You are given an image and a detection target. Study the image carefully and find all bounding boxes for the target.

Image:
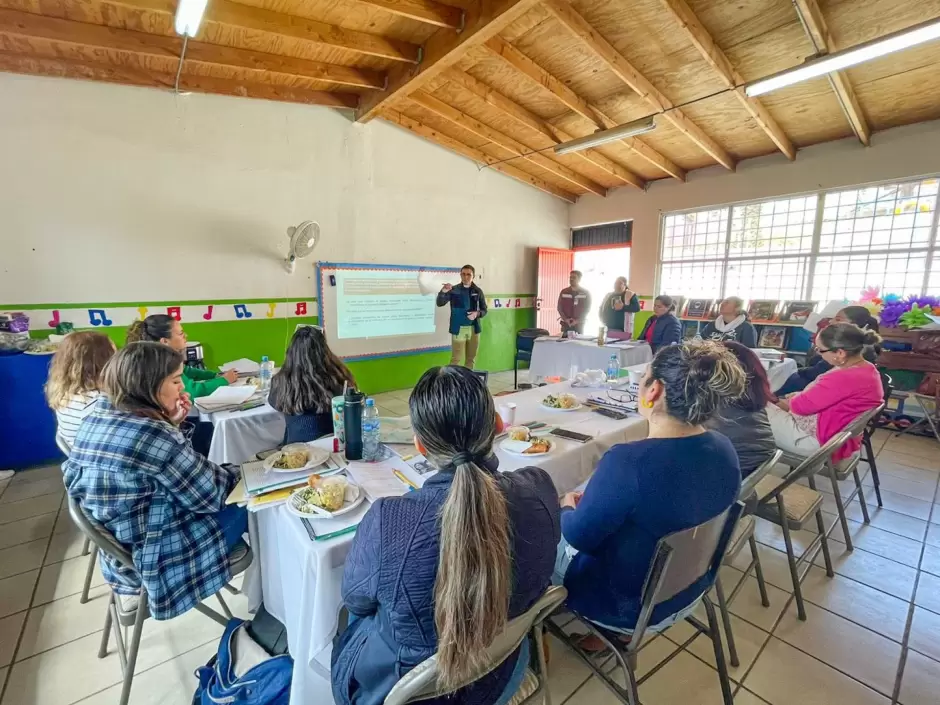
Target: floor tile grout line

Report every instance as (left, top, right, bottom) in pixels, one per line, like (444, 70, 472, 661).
(891, 469, 940, 704)
(0, 512, 60, 552)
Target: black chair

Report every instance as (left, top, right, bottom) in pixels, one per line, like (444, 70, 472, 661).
(514, 328, 549, 389)
(471, 370, 490, 387)
(548, 502, 744, 705)
(861, 372, 893, 507)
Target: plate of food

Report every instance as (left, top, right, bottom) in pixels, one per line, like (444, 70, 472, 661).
(287, 475, 364, 519)
(500, 427, 554, 456)
(263, 444, 332, 473)
(541, 393, 582, 411)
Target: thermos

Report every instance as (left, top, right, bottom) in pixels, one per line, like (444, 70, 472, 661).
(331, 395, 346, 450)
(343, 387, 366, 460)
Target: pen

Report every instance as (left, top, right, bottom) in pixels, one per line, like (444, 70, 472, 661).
(393, 469, 419, 491)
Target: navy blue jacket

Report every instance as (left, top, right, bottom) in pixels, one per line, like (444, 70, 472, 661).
(280, 412, 333, 445)
(637, 313, 683, 353)
(332, 458, 560, 705)
(436, 284, 487, 335)
(561, 433, 740, 629)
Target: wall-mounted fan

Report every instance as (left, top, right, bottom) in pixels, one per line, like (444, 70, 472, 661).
(285, 221, 320, 274)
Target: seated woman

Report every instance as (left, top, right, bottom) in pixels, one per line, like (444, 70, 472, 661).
(45, 331, 116, 447)
(126, 315, 238, 398)
(701, 297, 758, 348)
(775, 306, 880, 396)
(600, 276, 641, 333)
(705, 341, 776, 477)
(636, 295, 683, 353)
(64, 342, 246, 620)
(332, 366, 560, 705)
(556, 341, 743, 641)
(768, 323, 883, 461)
(268, 326, 355, 444)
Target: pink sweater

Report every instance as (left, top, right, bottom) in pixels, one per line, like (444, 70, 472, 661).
(789, 362, 883, 461)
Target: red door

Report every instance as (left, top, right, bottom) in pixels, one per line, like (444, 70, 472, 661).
(537, 247, 574, 335)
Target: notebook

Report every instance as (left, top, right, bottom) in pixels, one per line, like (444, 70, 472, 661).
(301, 500, 371, 541)
(241, 456, 345, 497)
(346, 457, 428, 503)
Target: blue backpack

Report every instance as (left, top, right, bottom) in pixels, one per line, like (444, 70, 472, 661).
(193, 619, 293, 705)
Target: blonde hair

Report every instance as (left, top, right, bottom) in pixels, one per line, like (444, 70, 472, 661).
(409, 366, 509, 692)
(45, 332, 116, 410)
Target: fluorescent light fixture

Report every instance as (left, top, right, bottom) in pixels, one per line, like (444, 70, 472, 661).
(553, 116, 656, 156)
(746, 18, 940, 97)
(175, 0, 209, 37)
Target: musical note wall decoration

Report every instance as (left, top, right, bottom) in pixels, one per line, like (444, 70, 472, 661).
(88, 309, 113, 327)
(137, 306, 148, 320)
(266, 303, 277, 318)
(167, 306, 182, 321)
(202, 305, 214, 321)
(493, 299, 502, 308)
(294, 302, 307, 316)
(515, 299, 521, 308)
(48, 310, 60, 328)
(233, 304, 252, 319)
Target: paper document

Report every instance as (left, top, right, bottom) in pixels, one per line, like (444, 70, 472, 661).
(347, 456, 429, 502)
(242, 456, 345, 496)
(195, 385, 258, 406)
(220, 358, 261, 375)
(303, 501, 371, 540)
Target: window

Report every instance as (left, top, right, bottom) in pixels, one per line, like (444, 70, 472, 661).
(658, 177, 940, 302)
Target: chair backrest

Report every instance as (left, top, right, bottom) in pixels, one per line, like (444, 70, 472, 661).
(55, 433, 71, 458)
(471, 370, 490, 386)
(383, 585, 568, 705)
(515, 328, 550, 354)
(841, 403, 886, 440)
(880, 372, 894, 404)
(67, 494, 137, 573)
(761, 429, 854, 503)
(740, 449, 783, 501)
(630, 501, 743, 647)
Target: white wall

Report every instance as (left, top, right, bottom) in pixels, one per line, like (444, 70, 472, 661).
(0, 73, 569, 304)
(571, 119, 940, 295)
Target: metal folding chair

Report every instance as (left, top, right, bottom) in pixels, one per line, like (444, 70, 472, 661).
(66, 495, 252, 705)
(55, 433, 98, 604)
(384, 585, 567, 705)
(754, 437, 841, 621)
(547, 502, 744, 705)
(859, 374, 894, 508)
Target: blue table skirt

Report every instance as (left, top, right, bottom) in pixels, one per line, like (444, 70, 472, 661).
(0, 352, 62, 470)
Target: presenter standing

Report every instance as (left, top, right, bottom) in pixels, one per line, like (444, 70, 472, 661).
(437, 264, 487, 369)
(557, 270, 592, 334)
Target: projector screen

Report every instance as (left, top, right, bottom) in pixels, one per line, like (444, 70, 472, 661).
(316, 262, 461, 360)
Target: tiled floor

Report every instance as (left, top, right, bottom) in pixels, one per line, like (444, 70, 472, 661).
(1, 371, 938, 704)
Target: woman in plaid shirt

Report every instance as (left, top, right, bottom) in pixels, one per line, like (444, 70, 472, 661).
(64, 342, 246, 620)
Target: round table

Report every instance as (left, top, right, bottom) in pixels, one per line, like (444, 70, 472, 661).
(529, 338, 653, 380)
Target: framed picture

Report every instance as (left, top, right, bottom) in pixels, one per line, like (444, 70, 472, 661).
(780, 300, 818, 323)
(683, 298, 715, 319)
(747, 299, 780, 323)
(758, 325, 787, 349)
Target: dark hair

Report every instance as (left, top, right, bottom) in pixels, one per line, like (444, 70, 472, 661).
(645, 340, 747, 424)
(839, 306, 880, 332)
(571, 270, 583, 279)
(102, 342, 184, 421)
(126, 314, 175, 343)
(460, 264, 475, 275)
(268, 327, 355, 416)
(654, 295, 676, 313)
(722, 341, 774, 411)
(45, 332, 116, 409)
(818, 322, 882, 359)
(409, 366, 509, 692)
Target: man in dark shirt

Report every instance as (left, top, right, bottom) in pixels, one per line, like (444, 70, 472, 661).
(557, 270, 592, 334)
(436, 264, 487, 369)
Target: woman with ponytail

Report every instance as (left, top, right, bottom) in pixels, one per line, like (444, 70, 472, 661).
(332, 366, 560, 705)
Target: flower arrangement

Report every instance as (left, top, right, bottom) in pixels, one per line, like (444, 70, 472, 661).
(846, 286, 940, 328)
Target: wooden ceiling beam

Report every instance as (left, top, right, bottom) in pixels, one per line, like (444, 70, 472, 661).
(352, 0, 464, 30)
(658, 0, 795, 161)
(443, 69, 645, 189)
(793, 0, 871, 146)
(382, 108, 579, 202)
(0, 49, 359, 107)
(544, 0, 735, 171)
(355, 0, 543, 122)
(0, 8, 385, 90)
(106, 0, 419, 63)
(410, 89, 608, 196)
(481, 37, 686, 181)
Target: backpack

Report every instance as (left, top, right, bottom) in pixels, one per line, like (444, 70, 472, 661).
(193, 618, 293, 705)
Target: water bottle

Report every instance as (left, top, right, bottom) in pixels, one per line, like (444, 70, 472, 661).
(343, 387, 365, 461)
(259, 356, 274, 391)
(362, 399, 381, 461)
(606, 354, 621, 387)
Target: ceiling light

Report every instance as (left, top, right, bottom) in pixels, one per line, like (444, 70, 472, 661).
(175, 0, 209, 37)
(553, 116, 656, 156)
(746, 18, 940, 97)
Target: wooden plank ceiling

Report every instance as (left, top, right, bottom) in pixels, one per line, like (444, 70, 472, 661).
(3, 0, 940, 202)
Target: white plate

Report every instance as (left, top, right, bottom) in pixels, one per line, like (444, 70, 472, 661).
(499, 438, 554, 457)
(263, 445, 332, 473)
(540, 402, 583, 412)
(287, 482, 364, 519)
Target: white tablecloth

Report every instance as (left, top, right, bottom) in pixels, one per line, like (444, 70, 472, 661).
(529, 338, 653, 380)
(766, 358, 798, 393)
(251, 382, 649, 705)
(205, 404, 286, 465)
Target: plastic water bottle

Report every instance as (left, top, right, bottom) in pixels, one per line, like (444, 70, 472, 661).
(606, 354, 621, 387)
(362, 399, 381, 461)
(259, 356, 274, 391)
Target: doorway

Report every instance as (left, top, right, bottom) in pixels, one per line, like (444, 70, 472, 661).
(573, 247, 632, 334)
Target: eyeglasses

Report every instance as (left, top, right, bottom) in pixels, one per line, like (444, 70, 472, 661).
(817, 347, 842, 354)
